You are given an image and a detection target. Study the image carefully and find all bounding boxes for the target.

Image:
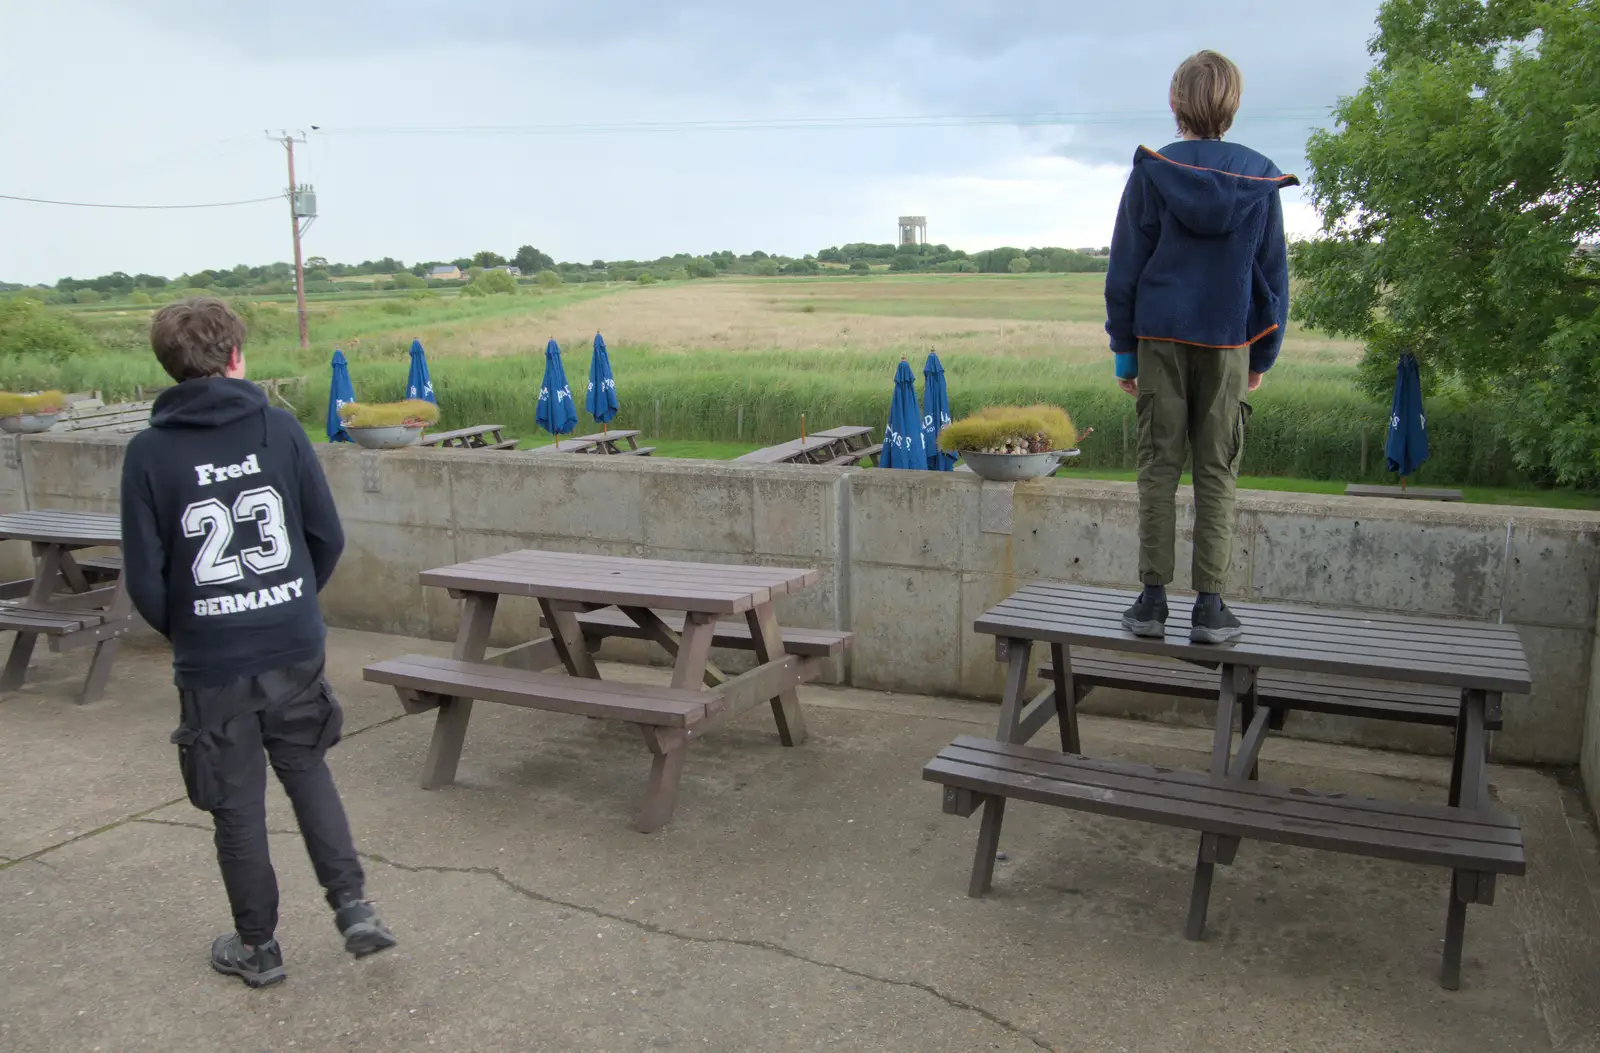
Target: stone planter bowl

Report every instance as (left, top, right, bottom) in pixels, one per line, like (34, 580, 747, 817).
(0, 411, 63, 434)
(344, 424, 424, 450)
(957, 448, 1080, 482)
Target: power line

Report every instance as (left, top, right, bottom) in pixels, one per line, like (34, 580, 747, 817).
(322, 107, 1331, 137)
(0, 192, 283, 210)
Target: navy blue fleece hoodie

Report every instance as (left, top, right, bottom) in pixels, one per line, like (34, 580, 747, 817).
(119, 378, 344, 687)
(1104, 141, 1298, 376)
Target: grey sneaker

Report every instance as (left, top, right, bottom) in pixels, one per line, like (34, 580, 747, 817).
(1190, 599, 1244, 644)
(1120, 589, 1169, 638)
(335, 900, 397, 958)
(211, 933, 285, 988)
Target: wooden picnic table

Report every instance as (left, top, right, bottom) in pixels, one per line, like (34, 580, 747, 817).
(923, 583, 1531, 989)
(734, 426, 881, 467)
(418, 424, 517, 451)
(364, 549, 851, 831)
(0, 510, 133, 703)
(528, 430, 653, 456)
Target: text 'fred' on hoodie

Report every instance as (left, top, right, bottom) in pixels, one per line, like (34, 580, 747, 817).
(1104, 140, 1300, 374)
(119, 377, 345, 687)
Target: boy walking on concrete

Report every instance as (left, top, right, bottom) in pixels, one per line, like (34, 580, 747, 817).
(1104, 50, 1298, 643)
(120, 297, 395, 987)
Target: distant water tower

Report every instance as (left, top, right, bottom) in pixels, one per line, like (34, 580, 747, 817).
(898, 216, 927, 247)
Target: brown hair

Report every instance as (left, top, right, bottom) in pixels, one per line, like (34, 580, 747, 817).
(149, 297, 246, 382)
(1169, 50, 1242, 140)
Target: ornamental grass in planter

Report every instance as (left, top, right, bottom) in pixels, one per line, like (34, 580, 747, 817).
(339, 399, 441, 449)
(0, 390, 68, 434)
(937, 404, 1077, 455)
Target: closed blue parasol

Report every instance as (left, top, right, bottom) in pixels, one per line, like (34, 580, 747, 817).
(1385, 352, 1429, 479)
(586, 332, 620, 425)
(326, 348, 355, 443)
(536, 338, 579, 445)
(922, 350, 956, 471)
(406, 338, 436, 404)
(881, 358, 928, 470)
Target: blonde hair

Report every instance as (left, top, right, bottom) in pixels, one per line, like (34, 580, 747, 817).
(1169, 50, 1242, 140)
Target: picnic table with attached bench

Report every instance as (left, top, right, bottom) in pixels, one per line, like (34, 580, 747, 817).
(528, 430, 653, 456)
(418, 424, 518, 451)
(363, 550, 850, 831)
(0, 510, 133, 703)
(922, 583, 1531, 989)
(734, 426, 881, 467)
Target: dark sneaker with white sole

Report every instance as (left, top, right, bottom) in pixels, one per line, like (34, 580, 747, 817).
(1190, 599, 1244, 644)
(336, 900, 397, 958)
(211, 933, 285, 988)
(1120, 589, 1169, 638)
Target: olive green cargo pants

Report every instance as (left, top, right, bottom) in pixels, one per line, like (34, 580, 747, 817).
(1135, 339, 1251, 594)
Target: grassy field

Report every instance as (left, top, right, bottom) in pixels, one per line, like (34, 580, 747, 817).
(5, 273, 1589, 500)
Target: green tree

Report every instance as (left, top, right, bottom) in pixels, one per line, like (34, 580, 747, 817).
(515, 245, 555, 273)
(753, 259, 780, 276)
(1295, 0, 1600, 484)
(73, 289, 101, 304)
(472, 250, 506, 268)
(391, 271, 425, 289)
(849, 260, 870, 273)
(469, 269, 518, 295)
(536, 269, 563, 289)
(685, 256, 718, 279)
(636, 273, 658, 285)
(1008, 256, 1031, 273)
(304, 267, 331, 283)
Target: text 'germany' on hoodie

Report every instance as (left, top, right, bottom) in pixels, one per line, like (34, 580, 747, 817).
(120, 377, 345, 687)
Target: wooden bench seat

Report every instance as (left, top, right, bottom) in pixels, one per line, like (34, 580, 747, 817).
(365, 653, 711, 726)
(1041, 652, 1483, 729)
(616, 446, 655, 456)
(0, 606, 106, 635)
(552, 607, 853, 657)
(924, 734, 1523, 984)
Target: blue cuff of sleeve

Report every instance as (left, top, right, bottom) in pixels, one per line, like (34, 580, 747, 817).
(1114, 352, 1138, 379)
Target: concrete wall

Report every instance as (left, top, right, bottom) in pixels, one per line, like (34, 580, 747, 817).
(7, 433, 1600, 791)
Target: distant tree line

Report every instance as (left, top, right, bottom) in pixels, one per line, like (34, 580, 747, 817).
(3, 240, 1108, 305)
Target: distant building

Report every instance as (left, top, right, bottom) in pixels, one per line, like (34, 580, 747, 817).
(429, 265, 463, 280)
(898, 216, 927, 247)
(491, 265, 522, 276)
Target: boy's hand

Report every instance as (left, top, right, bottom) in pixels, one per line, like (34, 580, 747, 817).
(1117, 377, 1138, 397)
(1247, 371, 1263, 392)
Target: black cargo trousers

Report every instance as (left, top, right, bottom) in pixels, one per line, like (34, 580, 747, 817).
(173, 656, 364, 946)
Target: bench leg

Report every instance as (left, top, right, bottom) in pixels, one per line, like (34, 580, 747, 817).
(746, 603, 807, 747)
(968, 796, 1007, 897)
(1186, 841, 1218, 940)
(78, 637, 120, 703)
(636, 726, 688, 833)
(1448, 697, 1469, 807)
(1441, 872, 1472, 990)
(2, 544, 66, 693)
(1050, 642, 1081, 754)
(422, 592, 498, 789)
(0, 632, 39, 692)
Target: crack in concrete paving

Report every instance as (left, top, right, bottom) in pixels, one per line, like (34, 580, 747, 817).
(0, 710, 409, 874)
(130, 817, 1055, 1052)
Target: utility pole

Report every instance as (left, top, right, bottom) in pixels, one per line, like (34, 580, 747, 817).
(268, 130, 314, 349)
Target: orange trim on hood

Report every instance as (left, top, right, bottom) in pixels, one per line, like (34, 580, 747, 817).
(1135, 324, 1280, 350)
(1139, 146, 1299, 185)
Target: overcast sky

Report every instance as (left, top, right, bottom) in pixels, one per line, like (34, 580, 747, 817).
(1, 0, 1384, 285)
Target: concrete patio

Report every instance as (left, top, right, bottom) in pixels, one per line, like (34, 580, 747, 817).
(2, 627, 1598, 1053)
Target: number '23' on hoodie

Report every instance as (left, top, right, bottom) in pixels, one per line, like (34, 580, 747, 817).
(119, 377, 345, 687)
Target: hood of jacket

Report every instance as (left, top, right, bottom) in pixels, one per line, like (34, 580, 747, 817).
(150, 377, 269, 430)
(1133, 145, 1299, 237)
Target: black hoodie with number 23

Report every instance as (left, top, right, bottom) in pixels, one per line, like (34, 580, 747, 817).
(119, 377, 345, 687)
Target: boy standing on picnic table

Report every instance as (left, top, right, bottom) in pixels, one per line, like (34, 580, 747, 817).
(1104, 50, 1298, 643)
(120, 297, 395, 987)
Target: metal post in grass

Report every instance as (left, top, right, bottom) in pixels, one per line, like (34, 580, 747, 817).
(654, 399, 661, 438)
(1122, 413, 1129, 468)
(737, 405, 743, 442)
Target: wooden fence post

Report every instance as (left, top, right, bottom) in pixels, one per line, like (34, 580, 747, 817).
(737, 405, 743, 442)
